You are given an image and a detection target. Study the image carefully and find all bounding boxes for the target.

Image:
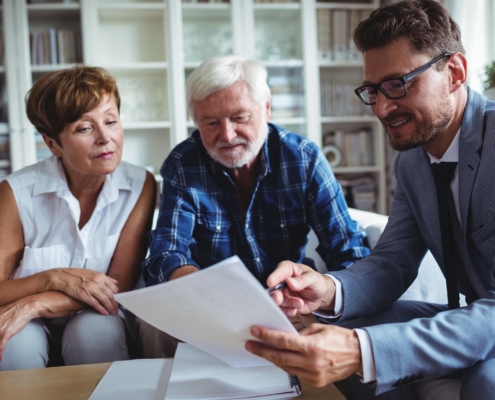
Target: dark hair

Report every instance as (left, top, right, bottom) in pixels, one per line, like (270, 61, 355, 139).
(354, 0, 464, 66)
(25, 66, 120, 143)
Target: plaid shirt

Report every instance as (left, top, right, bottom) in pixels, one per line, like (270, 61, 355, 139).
(143, 124, 370, 286)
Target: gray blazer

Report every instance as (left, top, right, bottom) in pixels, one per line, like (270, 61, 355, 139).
(331, 89, 495, 394)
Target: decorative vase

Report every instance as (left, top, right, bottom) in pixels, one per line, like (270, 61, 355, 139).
(483, 87, 495, 101)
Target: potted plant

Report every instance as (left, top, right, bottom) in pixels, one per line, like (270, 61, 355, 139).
(483, 61, 495, 100)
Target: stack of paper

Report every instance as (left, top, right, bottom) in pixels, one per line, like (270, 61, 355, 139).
(165, 343, 301, 400)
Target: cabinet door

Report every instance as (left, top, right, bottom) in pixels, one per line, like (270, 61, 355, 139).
(26, 1, 84, 164)
(182, 0, 234, 134)
(86, 0, 170, 175)
(252, 1, 306, 136)
(315, 0, 386, 213)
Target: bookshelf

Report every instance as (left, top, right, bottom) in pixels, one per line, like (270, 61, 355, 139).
(4, 0, 388, 213)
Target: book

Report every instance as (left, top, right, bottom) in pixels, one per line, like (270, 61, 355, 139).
(165, 343, 301, 400)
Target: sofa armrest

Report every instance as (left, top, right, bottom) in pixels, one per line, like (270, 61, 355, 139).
(307, 208, 448, 304)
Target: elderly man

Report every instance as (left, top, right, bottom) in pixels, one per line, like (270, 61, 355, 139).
(139, 55, 370, 357)
(245, 1, 495, 400)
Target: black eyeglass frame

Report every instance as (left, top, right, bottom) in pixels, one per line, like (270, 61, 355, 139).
(354, 53, 453, 105)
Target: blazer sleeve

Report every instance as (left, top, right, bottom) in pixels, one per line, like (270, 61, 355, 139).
(330, 154, 429, 318)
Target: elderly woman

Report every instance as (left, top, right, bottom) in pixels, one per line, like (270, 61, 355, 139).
(0, 66, 156, 370)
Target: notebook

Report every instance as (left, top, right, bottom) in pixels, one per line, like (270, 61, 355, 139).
(164, 343, 301, 400)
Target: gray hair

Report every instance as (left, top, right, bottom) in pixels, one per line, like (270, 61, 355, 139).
(186, 55, 271, 122)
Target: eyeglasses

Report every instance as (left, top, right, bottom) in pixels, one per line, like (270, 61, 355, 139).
(354, 53, 452, 105)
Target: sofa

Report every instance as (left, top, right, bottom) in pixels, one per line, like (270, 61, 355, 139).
(307, 207, 449, 304)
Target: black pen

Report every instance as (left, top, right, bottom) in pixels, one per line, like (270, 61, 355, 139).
(266, 282, 288, 294)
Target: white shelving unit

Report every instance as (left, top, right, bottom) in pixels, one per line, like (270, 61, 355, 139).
(4, 0, 388, 213)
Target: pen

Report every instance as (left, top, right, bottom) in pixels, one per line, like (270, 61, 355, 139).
(266, 282, 288, 294)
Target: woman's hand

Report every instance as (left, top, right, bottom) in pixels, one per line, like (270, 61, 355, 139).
(48, 268, 120, 316)
(0, 299, 39, 360)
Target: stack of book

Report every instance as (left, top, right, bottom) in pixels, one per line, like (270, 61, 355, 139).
(338, 176, 377, 212)
(269, 74, 305, 119)
(30, 28, 82, 65)
(317, 9, 370, 62)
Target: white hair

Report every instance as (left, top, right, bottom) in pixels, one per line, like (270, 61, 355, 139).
(186, 55, 271, 122)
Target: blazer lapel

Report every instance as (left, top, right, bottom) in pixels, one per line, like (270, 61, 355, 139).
(414, 148, 443, 256)
(458, 89, 486, 232)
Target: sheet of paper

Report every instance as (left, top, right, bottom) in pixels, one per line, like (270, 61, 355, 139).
(89, 359, 173, 400)
(115, 256, 298, 367)
(165, 343, 300, 400)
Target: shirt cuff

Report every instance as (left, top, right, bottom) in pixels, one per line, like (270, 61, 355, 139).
(354, 328, 376, 383)
(312, 274, 342, 319)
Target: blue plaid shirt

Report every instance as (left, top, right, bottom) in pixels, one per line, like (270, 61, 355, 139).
(143, 124, 370, 286)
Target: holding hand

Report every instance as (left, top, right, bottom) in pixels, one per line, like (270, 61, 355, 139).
(245, 324, 362, 387)
(48, 268, 120, 316)
(268, 261, 336, 317)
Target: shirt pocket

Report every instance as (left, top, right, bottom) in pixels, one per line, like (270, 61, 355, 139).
(193, 213, 233, 264)
(84, 234, 120, 274)
(12, 245, 66, 279)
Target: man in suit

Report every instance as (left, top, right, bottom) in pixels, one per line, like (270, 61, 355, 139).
(245, 1, 495, 399)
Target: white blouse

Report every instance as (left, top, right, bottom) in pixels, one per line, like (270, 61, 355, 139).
(6, 156, 146, 279)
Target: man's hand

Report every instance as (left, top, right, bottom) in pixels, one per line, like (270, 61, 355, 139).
(245, 324, 362, 387)
(48, 268, 120, 316)
(0, 298, 39, 360)
(289, 314, 317, 332)
(268, 261, 336, 317)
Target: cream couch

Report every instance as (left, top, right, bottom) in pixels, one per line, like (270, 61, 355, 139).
(307, 208, 449, 304)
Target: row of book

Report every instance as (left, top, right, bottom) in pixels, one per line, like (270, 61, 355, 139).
(30, 29, 82, 66)
(338, 176, 377, 212)
(323, 128, 374, 167)
(317, 9, 369, 62)
(321, 80, 372, 116)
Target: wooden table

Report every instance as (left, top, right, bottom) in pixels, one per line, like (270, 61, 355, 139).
(0, 362, 346, 400)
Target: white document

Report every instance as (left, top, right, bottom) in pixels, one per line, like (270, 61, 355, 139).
(89, 359, 173, 400)
(164, 343, 301, 400)
(115, 256, 298, 367)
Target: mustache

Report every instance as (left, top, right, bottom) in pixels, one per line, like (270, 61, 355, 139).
(215, 138, 248, 147)
(380, 112, 412, 124)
